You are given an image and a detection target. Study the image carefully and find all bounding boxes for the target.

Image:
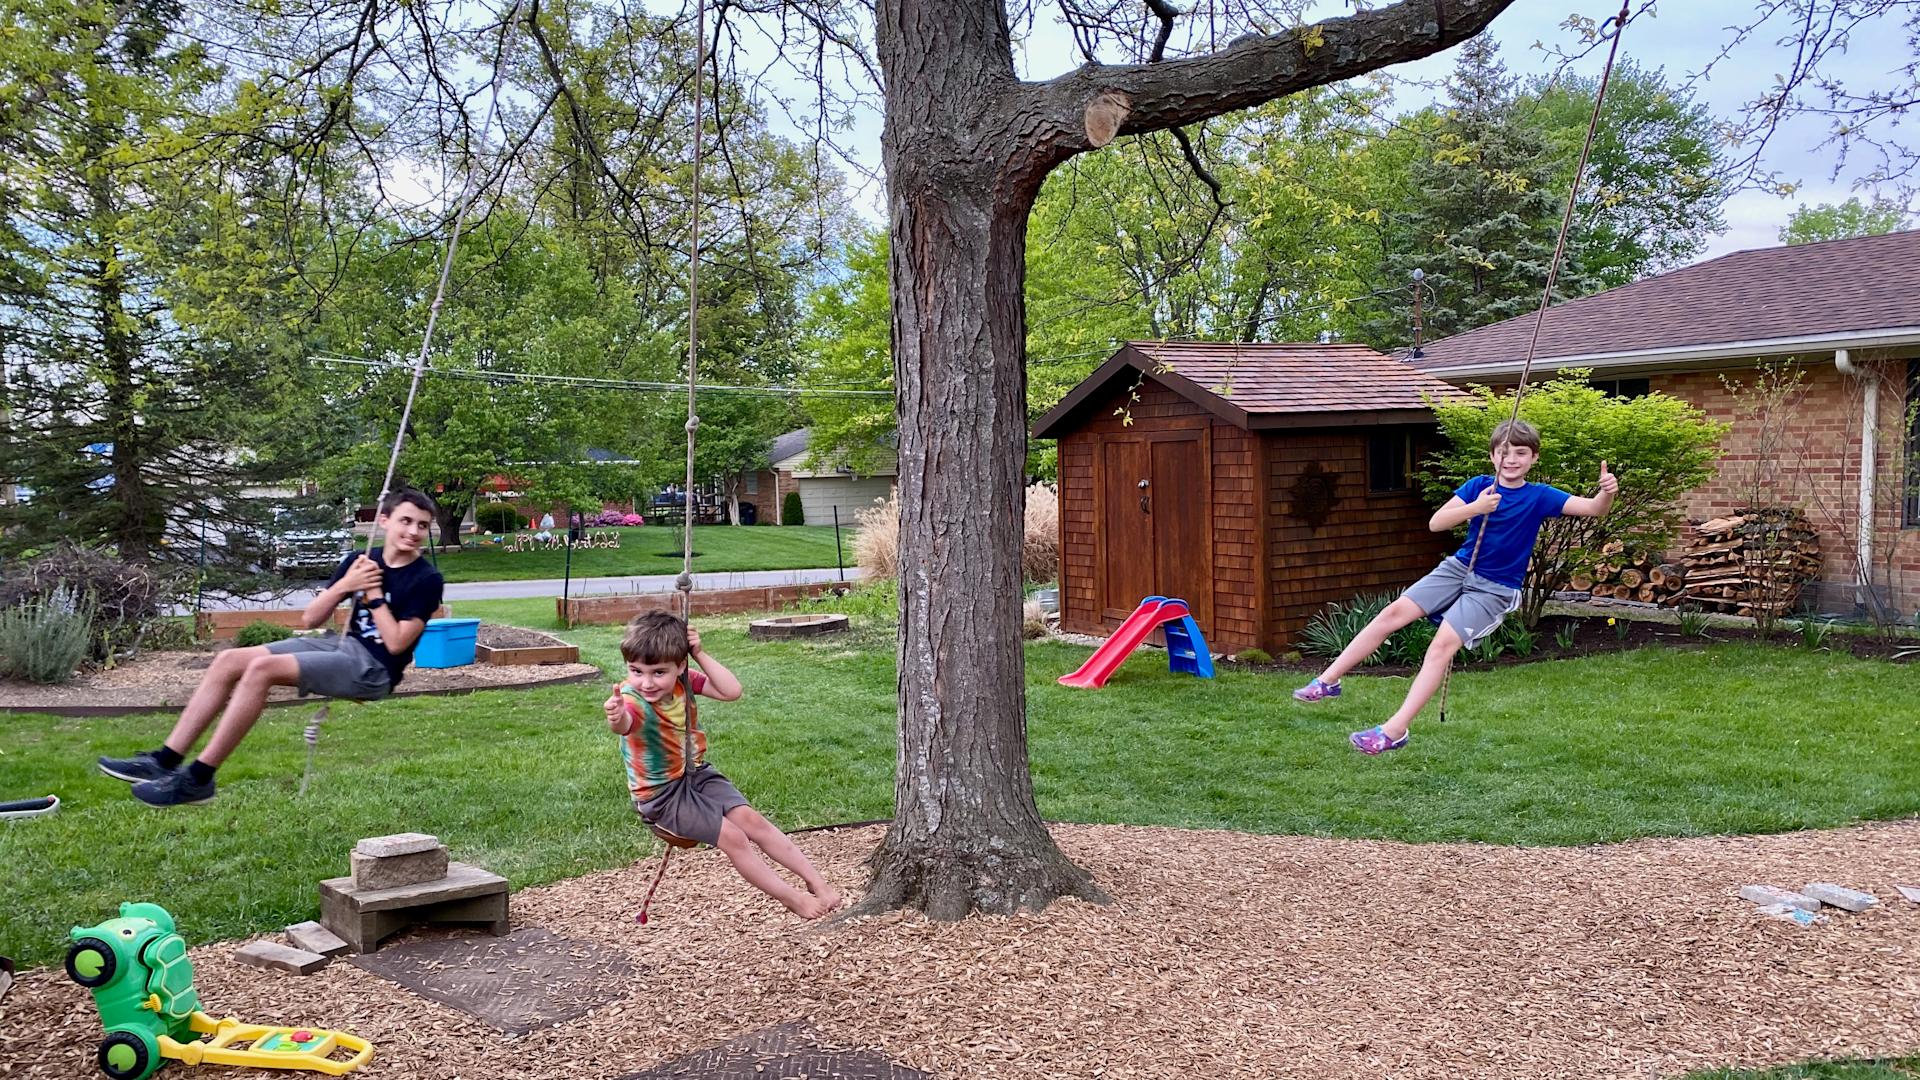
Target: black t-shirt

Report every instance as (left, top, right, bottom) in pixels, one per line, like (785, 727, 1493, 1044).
(326, 548, 446, 688)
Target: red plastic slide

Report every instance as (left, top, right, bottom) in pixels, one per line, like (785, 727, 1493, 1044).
(1057, 597, 1190, 689)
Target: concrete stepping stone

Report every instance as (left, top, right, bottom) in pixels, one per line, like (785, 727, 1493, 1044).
(1802, 883, 1877, 912)
(235, 941, 330, 975)
(285, 920, 351, 957)
(1738, 885, 1820, 912)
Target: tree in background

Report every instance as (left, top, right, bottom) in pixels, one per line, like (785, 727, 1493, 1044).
(799, 229, 897, 476)
(1778, 195, 1914, 244)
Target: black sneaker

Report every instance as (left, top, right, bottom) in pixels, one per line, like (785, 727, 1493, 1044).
(98, 751, 174, 784)
(131, 770, 215, 807)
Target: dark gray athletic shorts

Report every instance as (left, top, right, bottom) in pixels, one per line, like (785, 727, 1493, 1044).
(1402, 557, 1522, 649)
(264, 634, 392, 701)
(635, 765, 750, 848)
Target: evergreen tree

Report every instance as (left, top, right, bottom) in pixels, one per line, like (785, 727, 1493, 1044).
(1361, 37, 1561, 345)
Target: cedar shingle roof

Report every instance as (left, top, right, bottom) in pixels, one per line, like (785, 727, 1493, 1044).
(1414, 229, 1920, 374)
(1031, 341, 1468, 437)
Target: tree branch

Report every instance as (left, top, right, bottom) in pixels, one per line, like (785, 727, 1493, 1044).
(1029, 0, 1519, 159)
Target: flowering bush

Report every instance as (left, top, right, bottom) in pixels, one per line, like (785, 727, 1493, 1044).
(594, 510, 627, 527)
(621, 513, 645, 527)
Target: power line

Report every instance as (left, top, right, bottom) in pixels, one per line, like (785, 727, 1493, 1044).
(307, 353, 893, 398)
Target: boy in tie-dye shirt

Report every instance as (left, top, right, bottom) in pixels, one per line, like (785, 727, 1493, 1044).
(602, 611, 841, 920)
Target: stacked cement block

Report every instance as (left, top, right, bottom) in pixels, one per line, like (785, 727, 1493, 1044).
(318, 833, 508, 953)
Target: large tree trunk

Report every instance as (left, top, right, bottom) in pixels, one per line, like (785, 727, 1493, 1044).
(860, 2, 1105, 920)
(862, 0, 1520, 920)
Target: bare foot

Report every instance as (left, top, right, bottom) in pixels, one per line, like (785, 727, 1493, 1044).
(785, 893, 834, 920)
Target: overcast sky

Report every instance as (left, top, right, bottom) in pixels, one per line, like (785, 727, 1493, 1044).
(763, 1, 1914, 265)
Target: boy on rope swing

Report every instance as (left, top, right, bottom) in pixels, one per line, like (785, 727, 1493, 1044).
(603, 611, 842, 919)
(1293, 420, 1618, 753)
(99, 488, 446, 805)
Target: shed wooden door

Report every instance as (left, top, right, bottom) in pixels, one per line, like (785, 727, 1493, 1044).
(1097, 431, 1212, 634)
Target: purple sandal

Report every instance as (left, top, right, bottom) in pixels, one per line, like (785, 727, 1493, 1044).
(1349, 726, 1410, 755)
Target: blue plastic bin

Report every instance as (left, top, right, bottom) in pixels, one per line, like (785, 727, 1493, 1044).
(414, 618, 481, 668)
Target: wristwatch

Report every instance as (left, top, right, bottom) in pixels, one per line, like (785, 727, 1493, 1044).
(364, 596, 388, 611)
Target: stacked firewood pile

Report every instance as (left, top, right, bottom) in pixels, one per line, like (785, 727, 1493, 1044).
(1569, 542, 1687, 604)
(1676, 508, 1822, 617)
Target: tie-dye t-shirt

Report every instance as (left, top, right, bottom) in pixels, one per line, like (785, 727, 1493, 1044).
(617, 670, 708, 804)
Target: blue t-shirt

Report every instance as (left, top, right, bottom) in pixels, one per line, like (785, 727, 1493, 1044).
(326, 548, 446, 687)
(1450, 476, 1572, 588)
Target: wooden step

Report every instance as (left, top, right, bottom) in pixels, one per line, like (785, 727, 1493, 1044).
(319, 861, 509, 953)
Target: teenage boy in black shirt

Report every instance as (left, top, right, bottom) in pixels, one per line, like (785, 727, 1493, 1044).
(98, 488, 447, 806)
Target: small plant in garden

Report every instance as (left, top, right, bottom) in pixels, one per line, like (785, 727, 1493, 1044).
(1299, 592, 1393, 665)
(1794, 617, 1835, 650)
(233, 621, 296, 648)
(139, 617, 198, 651)
(1676, 608, 1712, 638)
(1382, 616, 1437, 666)
(1503, 623, 1537, 658)
(1553, 623, 1577, 651)
(0, 585, 95, 684)
(1234, 648, 1272, 664)
(1606, 616, 1629, 643)
(1469, 633, 1507, 663)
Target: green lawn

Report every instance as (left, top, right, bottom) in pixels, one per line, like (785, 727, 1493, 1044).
(3, 596, 1918, 968)
(427, 524, 850, 582)
(1685, 1062, 1920, 1079)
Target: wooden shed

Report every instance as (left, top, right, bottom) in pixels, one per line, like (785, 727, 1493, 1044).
(1032, 341, 1470, 655)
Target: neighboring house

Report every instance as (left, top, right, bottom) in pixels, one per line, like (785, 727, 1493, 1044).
(1412, 228, 1920, 618)
(1033, 341, 1469, 655)
(765, 427, 898, 527)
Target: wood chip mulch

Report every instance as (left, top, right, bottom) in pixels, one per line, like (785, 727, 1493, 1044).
(6, 820, 1918, 1079)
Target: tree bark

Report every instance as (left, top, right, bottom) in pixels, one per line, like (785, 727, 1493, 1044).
(865, 0, 1520, 921)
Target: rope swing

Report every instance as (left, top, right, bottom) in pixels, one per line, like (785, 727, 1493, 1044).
(1437, 0, 1633, 724)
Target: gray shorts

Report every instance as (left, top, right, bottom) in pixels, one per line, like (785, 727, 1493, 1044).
(265, 634, 392, 701)
(636, 765, 749, 848)
(1402, 557, 1522, 649)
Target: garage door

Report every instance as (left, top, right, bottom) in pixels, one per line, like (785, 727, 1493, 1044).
(799, 476, 896, 526)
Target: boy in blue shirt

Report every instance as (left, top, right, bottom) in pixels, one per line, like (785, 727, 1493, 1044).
(1293, 420, 1618, 753)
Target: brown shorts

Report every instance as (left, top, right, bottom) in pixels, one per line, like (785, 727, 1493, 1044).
(635, 765, 749, 847)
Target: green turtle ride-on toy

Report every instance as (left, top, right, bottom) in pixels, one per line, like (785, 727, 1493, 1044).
(65, 902, 373, 1079)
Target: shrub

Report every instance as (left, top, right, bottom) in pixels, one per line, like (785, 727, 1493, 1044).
(0, 543, 171, 663)
(139, 617, 198, 652)
(621, 513, 645, 527)
(0, 585, 95, 684)
(1676, 607, 1712, 638)
(1023, 483, 1060, 583)
(233, 621, 296, 648)
(1234, 648, 1272, 664)
(851, 484, 1057, 584)
(783, 490, 805, 526)
(1300, 592, 1451, 667)
(1429, 372, 1727, 627)
(595, 509, 628, 527)
(852, 491, 898, 579)
(475, 503, 520, 534)
(1022, 600, 1049, 639)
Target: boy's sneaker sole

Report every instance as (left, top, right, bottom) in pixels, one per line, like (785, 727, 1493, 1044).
(98, 753, 172, 784)
(131, 774, 216, 807)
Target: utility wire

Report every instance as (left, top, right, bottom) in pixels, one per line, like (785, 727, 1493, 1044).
(308, 353, 892, 397)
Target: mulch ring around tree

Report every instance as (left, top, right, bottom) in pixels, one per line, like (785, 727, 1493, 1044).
(6, 821, 1919, 1078)
(1215, 608, 1920, 679)
(0, 624, 600, 715)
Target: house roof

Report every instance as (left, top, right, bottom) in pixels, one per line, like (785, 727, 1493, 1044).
(1031, 341, 1469, 437)
(1413, 229, 1920, 377)
(769, 428, 811, 465)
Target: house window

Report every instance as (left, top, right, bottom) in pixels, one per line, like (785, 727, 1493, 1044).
(1905, 360, 1919, 528)
(745, 472, 760, 495)
(1589, 376, 1651, 399)
(1368, 431, 1411, 493)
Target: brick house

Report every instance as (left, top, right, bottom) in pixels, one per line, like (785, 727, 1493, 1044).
(1033, 341, 1469, 655)
(1412, 228, 1920, 617)
(765, 427, 898, 527)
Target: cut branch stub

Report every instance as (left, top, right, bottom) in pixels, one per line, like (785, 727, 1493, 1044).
(1083, 90, 1133, 148)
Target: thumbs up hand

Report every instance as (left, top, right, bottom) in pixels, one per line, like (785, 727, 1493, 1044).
(1597, 460, 1619, 496)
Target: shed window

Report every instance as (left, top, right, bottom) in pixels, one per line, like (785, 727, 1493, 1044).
(1589, 376, 1651, 399)
(1905, 360, 1919, 528)
(1368, 431, 1411, 493)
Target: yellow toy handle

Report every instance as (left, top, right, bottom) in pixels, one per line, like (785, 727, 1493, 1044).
(160, 1015, 375, 1076)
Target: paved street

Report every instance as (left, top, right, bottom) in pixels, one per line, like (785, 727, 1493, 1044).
(198, 566, 865, 610)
